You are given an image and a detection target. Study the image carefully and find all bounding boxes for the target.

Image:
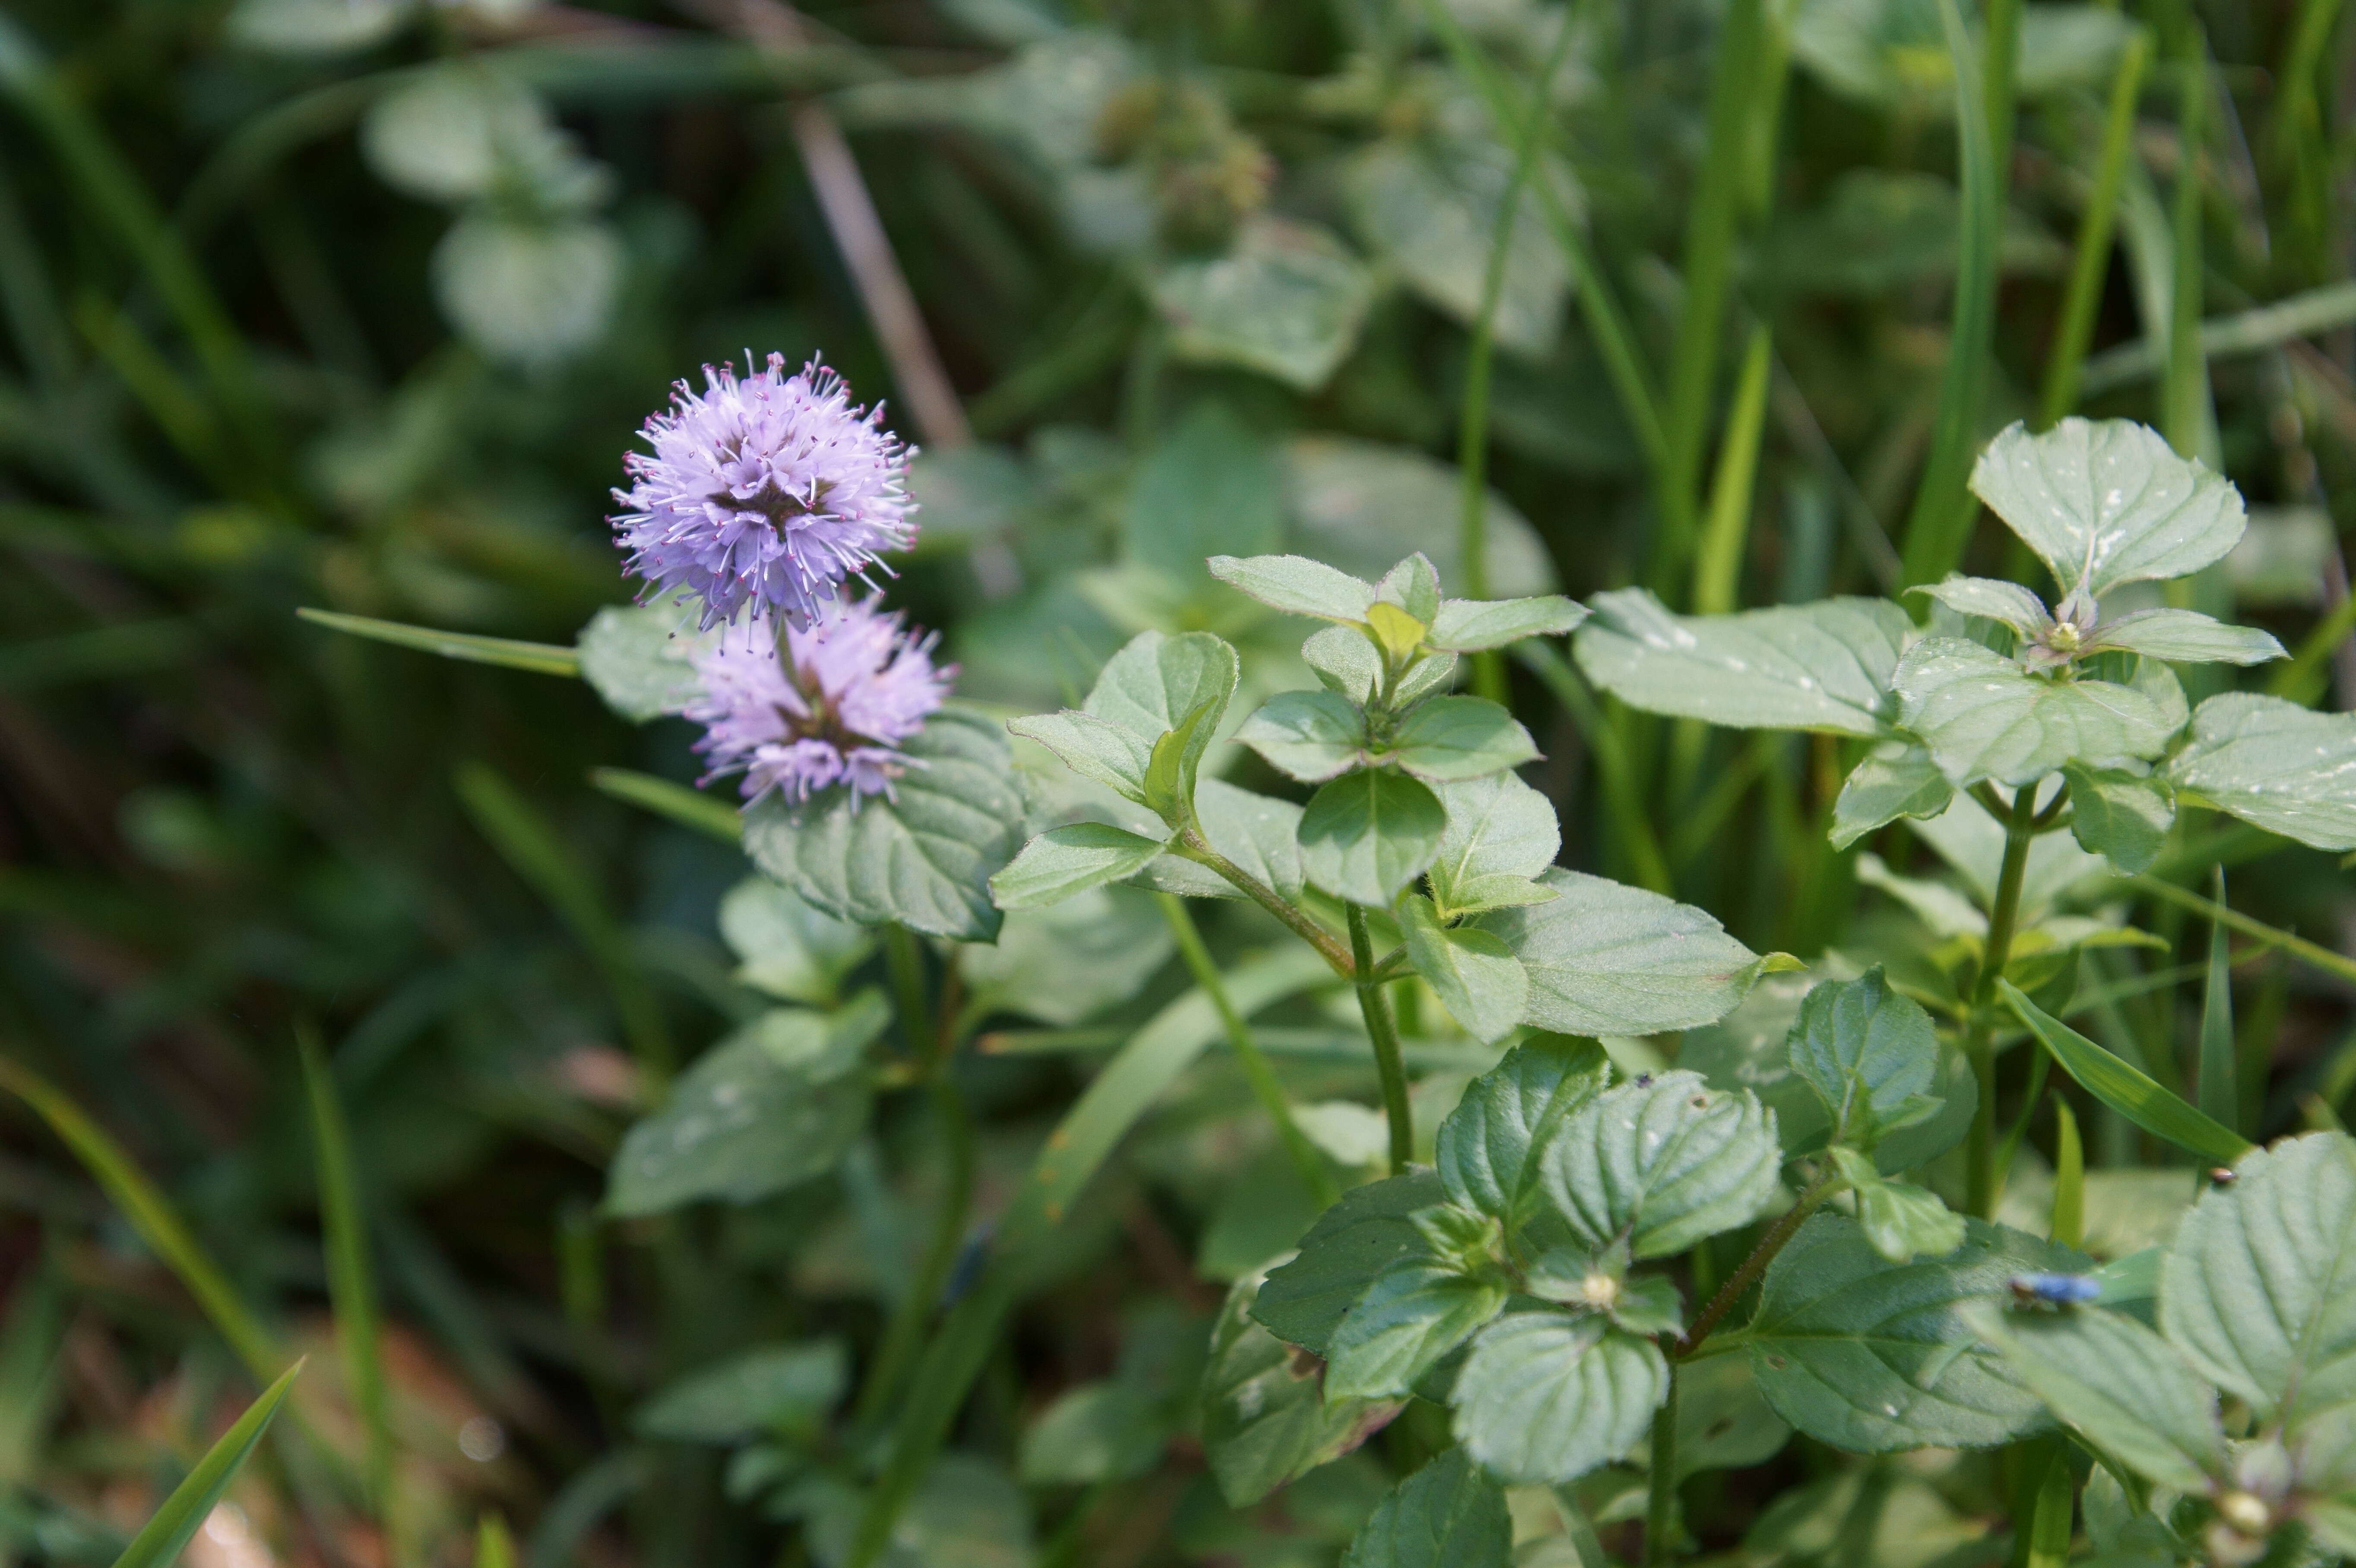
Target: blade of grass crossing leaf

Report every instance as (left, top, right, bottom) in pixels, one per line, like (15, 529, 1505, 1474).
(1897, 0, 2006, 588)
(1457, 6, 1580, 699)
(0, 1056, 278, 1380)
(297, 610, 582, 679)
(1691, 325, 1774, 617)
(2198, 868, 2236, 1134)
(2023, 1446, 2074, 1568)
(109, 1362, 301, 1568)
(475, 1514, 516, 1568)
(2163, 37, 2213, 462)
(2131, 873, 2356, 989)
(2049, 1099, 2083, 1249)
(1658, 0, 1769, 580)
(298, 1029, 393, 1526)
(1999, 981, 2251, 1164)
(587, 768, 741, 844)
(2039, 30, 2150, 426)
(457, 763, 673, 1084)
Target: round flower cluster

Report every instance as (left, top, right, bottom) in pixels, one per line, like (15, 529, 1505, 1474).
(612, 353, 917, 631)
(612, 356, 947, 806)
(684, 599, 955, 805)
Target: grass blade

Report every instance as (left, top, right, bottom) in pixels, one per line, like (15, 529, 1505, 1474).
(1897, 0, 2007, 588)
(299, 1028, 393, 1524)
(0, 1253, 63, 1487)
(586, 767, 741, 844)
(2267, 587, 2356, 704)
(0, 1055, 279, 1381)
(2022, 1444, 2074, 1568)
(297, 610, 581, 679)
(475, 1514, 516, 1568)
(2049, 1098, 2083, 1249)
(1690, 326, 1773, 616)
(2131, 873, 2356, 989)
(1659, 0, 1770, 575)
(2162, 38, 2212, 461)
(2038, 29, 2150, 426)
(1999, 980, 2251, 1165)
(1511, 641, 1673, 893)
(454, 763, 673, 1085)
(110, 1361, 302, 1568)
(2197, 869, 2236, 1134)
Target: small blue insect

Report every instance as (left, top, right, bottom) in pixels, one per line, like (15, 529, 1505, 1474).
(2008, 1272, 2100, 1307)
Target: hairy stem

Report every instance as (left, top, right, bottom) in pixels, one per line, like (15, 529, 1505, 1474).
(1176, 826, 1356, 976)
(1676, 1172, 1837, 1356)
(1964, 786, 2039, 1217)
(1646, 1363, 1680, 1566)
(1156, 894, 1340, 1208)
(1349, 905, 1415, 1175)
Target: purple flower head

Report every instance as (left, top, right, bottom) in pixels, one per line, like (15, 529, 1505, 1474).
(685, 596, 954, 806)
(613, 354, 917, 629)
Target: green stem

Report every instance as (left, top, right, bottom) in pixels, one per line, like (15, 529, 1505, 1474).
(1964, 786, 2038, 1217)
(1156, 894, 1341, 1208)
(1348, 905, 1414, 1175)
(1677, 1172, 1837, 1356)
(2038, 30, 2149, 427)
(1646, 1363, 1680, 1567)
(1177, 826, 1356, 976)
(1457, 7, 1580, 701)
(884, 924, 930, 1057)
(849, 1079, 974, 1434)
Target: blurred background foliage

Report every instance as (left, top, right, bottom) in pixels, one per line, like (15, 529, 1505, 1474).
(2, 0, 2354, 1563)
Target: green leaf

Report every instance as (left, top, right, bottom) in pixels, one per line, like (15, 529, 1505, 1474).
(990, 823, 1170, 910)
(2086, 608, 2286, 665)
(1083, 628, 1242, 811)
(2164, 693, 2356, 852)
(1387, 696, 1539, 782)
(575, 603, 715, 721)
(1786, 968, 1942, 1151)
(744, 708, 1028, 942)
(1675, 1350, 1792, 1479)
(1340, 1445, 1512, 1568)
(1966, 1304, 2223, 1494)
(1427, 773, 1560, 919)
(718, 876, 874, 1006)
(1748, 1213, 2087, 1451)
(1209, 553, 1377, 622)
(1304, 624, 1387, 704)
(1999, 982, 2252, 1165)
(1017, 1382, 1166, 1484)
(1478, 869, 1772, 1036)
(1828, 1148, 1965, 1263)
(1143, 698, 1220, 818)
(605, 1003, 887, 1217)
(1831, 742, 1957, 848)
(1006, 711, 1155, 804)
(1435, 1037, 1610, 1227)
(1298, 769, 1448, 906)
(1541, 1070, 1782, 1258)
(961, 885, 1173, 1028)
(1283, 436, 1558, 597)
(1968, 418, 2246, 597)
(296, 607, 581, 679)
(634, 1341, 849, 1444)
(1891, 639, 2182, 786)
(1123, 405, 1284, 579)
(1327, 1250, 1510, 1400)
(2160, 1131, 2356, 1430)
(1426, 596, 1588, 652)
(1911, 575, 2051, 637)
(2062, 764, 2175, 874)
(109, 1362, 301, 1568)
(1450, 1313, 1666, 1485)
(1163, 778, 1305, 903)
(1253, 1170, 1447, 1355)
(1399, 895, 1527, 1045)
(1202, 1267, 1400, 1507)
(1572, 589, 1912, 737)
(1344, 133, 1569, 357)
(433, 214, 622, 367)
(1149, 217, 1378, 392)
(1238, 690, 1368, 782)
